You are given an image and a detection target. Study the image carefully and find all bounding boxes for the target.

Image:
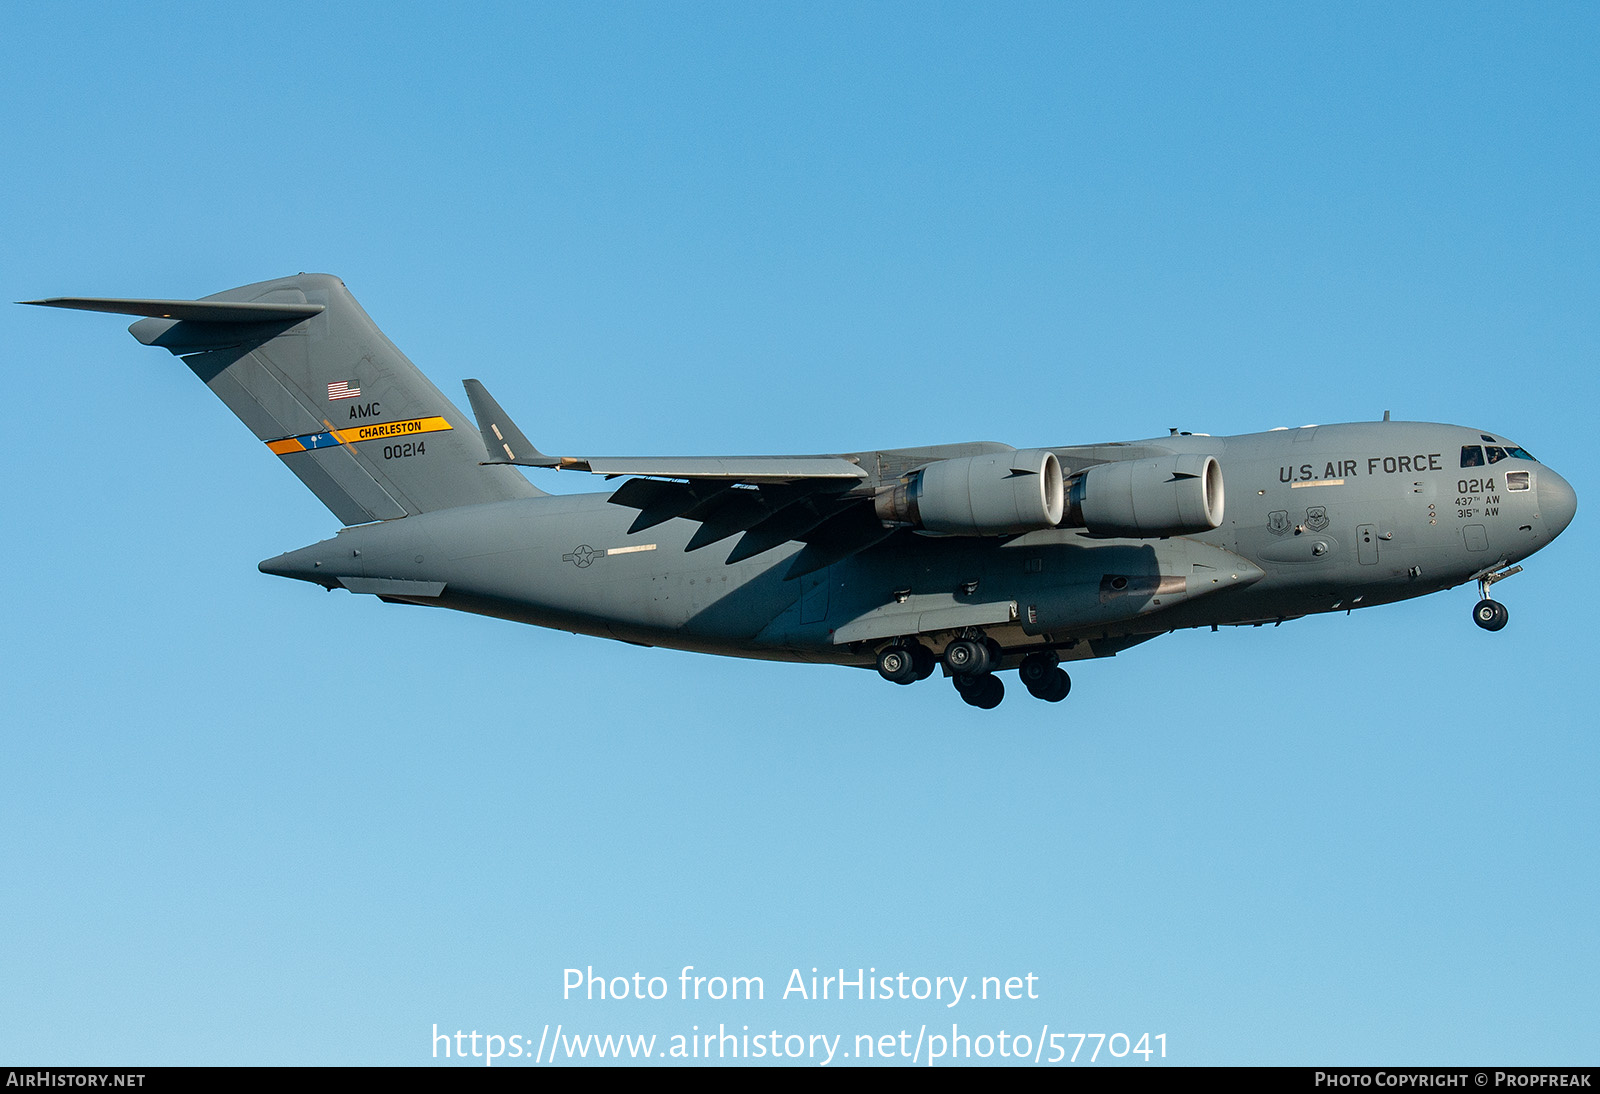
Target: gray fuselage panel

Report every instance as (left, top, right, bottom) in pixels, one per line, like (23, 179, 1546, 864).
(258, 420, 1572, 668)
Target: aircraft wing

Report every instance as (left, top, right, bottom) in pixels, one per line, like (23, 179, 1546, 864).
(464, 379, 888, 577)
(532, 455, 866, 481)
(463, 378, 865, 480)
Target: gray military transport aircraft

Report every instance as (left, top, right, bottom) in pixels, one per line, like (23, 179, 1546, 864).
(28, 274, 1577, 709)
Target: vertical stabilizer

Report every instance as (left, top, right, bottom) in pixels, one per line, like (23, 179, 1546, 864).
(31, 274, 542, 523)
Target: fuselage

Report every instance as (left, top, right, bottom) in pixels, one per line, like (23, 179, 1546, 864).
(260, 420, 1576, 669)
(1099, 420, 1573, 634)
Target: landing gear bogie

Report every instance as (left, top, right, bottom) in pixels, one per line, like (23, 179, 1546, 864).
(1019, 651, 1071, 703)
(1028, 667, 1072, 702)
(943, 638, 992, 676)
(1018, 652, 1057, 687)
(875, 644, 919, 684)
(879, 634, 1079, 709)
(875, 641, 939, 685)
(957, 673, 1004, 709)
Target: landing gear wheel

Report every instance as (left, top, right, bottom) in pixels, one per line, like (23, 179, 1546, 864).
(957, 673, 1004, 709)
(910, 644, 937, 681)
(1018, 652, 1059, 690)
(1027, 667, 1071, 703)
(943, 638, 991, 676)
(1473, 599, 1509, 632)
(876, 645, 919, 685)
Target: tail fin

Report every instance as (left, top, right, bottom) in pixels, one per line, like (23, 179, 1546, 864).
(30, 274, 541, 524)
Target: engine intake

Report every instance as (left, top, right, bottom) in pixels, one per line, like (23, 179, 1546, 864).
(876, 448, 1065, 535)
(1065, 454, 1224, 537)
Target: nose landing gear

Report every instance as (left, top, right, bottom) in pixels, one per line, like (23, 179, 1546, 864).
(1469, 561, 1522, 632)
(1473, 599, 1509, 631)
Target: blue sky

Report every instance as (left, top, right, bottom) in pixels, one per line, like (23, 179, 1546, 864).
(2, 2, 1595, 1066)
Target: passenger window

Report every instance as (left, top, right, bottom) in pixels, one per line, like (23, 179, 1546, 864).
(1506, 471, 1531, 491)
(1486, 446, 1508, 464)
(1461, 445, 1485, 467)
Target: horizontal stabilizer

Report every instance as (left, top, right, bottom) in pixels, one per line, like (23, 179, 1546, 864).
(463, 379, 558, 467)
(22, 297, 324, 325)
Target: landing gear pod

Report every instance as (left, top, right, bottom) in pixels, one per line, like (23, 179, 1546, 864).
(875, 448, 1065, 535)
(1065, 453, 1224, 537)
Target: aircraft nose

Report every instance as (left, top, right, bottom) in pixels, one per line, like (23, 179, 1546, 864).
(1538, 466, 1577, 540)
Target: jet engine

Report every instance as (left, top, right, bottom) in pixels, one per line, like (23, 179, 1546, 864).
(1063, 453, 1224, 537)
(875, 448, 1065, 535)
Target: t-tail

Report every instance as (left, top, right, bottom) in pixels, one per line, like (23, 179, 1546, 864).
(25, 273, 541, 524)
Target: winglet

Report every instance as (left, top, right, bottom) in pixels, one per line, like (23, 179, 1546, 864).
(463, 378, 559, 467)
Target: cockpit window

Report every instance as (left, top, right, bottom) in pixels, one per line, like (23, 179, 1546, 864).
(1466, 442, 1534, 465)
(1506, 471, 1531, 491)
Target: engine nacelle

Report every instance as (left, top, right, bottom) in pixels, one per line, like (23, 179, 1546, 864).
(876, 448, 1065, 535)
(1065, 453, 1224, 537)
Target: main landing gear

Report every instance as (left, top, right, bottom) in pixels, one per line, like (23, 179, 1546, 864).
(942, 637, 1006, 709)
(953, 670, 1005, 709)
(875, 642, 936, 685)
(1469, 562, 1522, 632)
(1018, 652, 1072, 703)
(873, 636, 1072, 709)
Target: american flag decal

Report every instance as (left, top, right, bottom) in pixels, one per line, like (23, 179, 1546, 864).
(327, 380, 362, 400)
